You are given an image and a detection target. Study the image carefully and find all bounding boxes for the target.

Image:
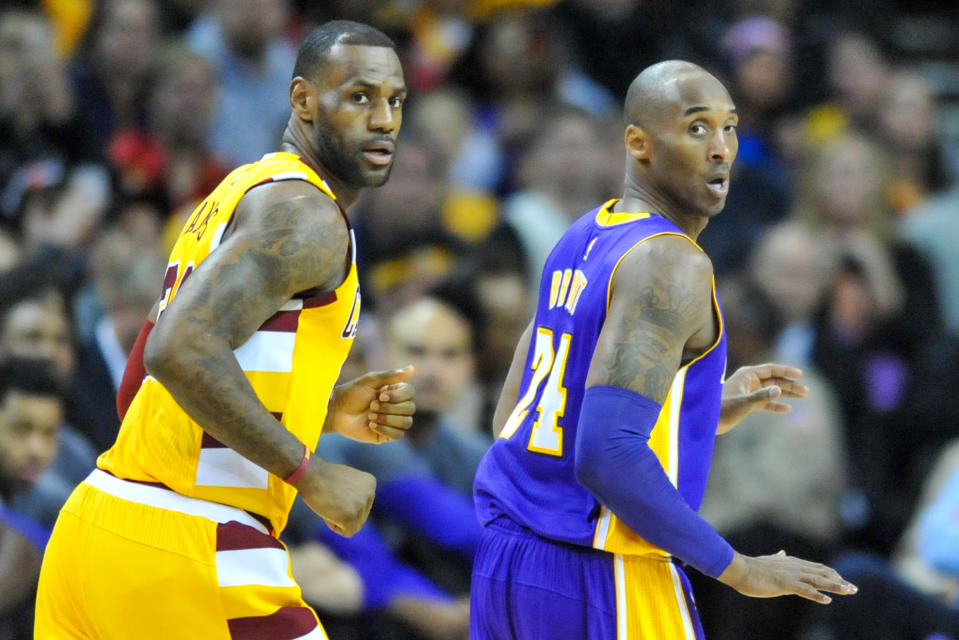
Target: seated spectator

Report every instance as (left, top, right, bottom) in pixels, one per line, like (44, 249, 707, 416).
(107, 45, 230, 216)
(793, 133, 942, 552)
(68, 0, 162, 152)
(899, 184, 959, 335)
(691, 279, 848, 640)
(186, 0, 297, 165)
(0, 287, 98, 526)
(0, 357, 65, 638)
(805, 438, 959, 639)
(315, 293, 489, 591)
(0, 8, 108, 232)
(876, 69, 954, 216)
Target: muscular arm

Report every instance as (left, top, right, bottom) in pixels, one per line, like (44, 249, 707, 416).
(585, 236, 713, 398)
(144, 180, 349, 480)
(575, 237, 736, 576)
(490, 319, 534, 438)
(576, 236, 857, 600)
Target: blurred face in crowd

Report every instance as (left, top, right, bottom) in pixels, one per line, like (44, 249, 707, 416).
(150, 51, 217, 146)
(0, 298, 75, 384)
(735, 49, 790, 110)
(364, 141, 442, 232)
(828, 33, 886, 120)
(299, 44, 406, 190)
(0, 388, 61, 497)
(878, 72, 935, 152)
(218, 0, 287, 60)
(0, 11, 52, 109)
(94, 0, 161, 78)
(815, 137, 882, 229)
(526, 111, 606, 207)
(751, 223, 832, 323)
(387, 298, 475, 413)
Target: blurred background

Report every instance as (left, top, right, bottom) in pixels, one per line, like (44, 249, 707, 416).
(1, 0, 958, 638)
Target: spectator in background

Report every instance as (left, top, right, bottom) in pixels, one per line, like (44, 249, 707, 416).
(452, 8, 614, 195)
(806, 438, 959, 639)
(352, 131, 468, 314)
(749, 220, 835, 367)
(69, 0, 163, 152)
(504, 106, 610, 283)
(69, 226, 165, 452)
(301, 293, 488, 639)
(317, 295, 488, 533)
(877, 69, 955, 216)
(794, 133, 942, 553)
(692, 279, 848, 640)
(0, 8, 104, 227)
(0, 357, 65, 639)
(187, 0, 298, 165)
(408, 87, 504, 195)
(0, 287, 97, 526)
(802, 30, 888, 148)
(108, 45, 230, 217)
(900, 183, 959, 336)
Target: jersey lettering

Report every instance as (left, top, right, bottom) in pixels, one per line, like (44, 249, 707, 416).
(548, 269, 588, 315)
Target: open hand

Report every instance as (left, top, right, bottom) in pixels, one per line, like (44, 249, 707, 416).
(718, 550, 857, 604)
(718, 363, 808, 434)
(326, 365, 416, 443)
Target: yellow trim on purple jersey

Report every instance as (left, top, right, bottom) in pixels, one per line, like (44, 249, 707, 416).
(474, 199, 727, 559)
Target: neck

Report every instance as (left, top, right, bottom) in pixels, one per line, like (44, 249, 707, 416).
(618, 180, 709, 240)
(280, 122, 360, 209)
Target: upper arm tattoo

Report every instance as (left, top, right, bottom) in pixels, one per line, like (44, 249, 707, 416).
(590, 242, 710, 402)
(165, 192, 348, 350)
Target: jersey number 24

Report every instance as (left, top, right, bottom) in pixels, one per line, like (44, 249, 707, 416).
(499, 328, 571, 457)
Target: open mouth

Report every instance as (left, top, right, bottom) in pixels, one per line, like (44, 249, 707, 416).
(706, 177, 729, 197)
(363, 145, 394, 166)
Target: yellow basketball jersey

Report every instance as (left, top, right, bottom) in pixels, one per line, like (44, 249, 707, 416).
(99, 152, 361, 535)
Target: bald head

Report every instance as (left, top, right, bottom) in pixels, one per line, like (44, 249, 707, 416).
(624, 61, 727, 127)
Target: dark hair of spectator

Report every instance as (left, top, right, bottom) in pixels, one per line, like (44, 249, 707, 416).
(292, 20, 396, 80)
(0, 357, 64, 404)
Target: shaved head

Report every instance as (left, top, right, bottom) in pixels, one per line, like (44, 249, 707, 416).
(624, 60, 725, 127)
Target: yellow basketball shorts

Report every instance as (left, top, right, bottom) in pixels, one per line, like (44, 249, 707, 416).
(35, 469, 327, 640)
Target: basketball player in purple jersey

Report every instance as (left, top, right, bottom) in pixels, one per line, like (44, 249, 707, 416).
(471, 60, 858, 639)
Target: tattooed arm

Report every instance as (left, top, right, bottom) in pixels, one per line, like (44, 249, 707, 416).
(144, 180, 374, 536)
(576, 235, 857, 600)
(585, 235, 714, 398)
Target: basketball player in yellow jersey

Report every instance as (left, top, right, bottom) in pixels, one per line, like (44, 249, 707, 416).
(36, 21, 413, 639)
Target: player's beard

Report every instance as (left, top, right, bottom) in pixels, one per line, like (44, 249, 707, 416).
(313, 120, 392, 189)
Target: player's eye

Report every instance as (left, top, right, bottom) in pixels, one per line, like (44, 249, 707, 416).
(690, 123, 707, 136)
(388, 96, 404, 109)
(351, 92, 370, 105)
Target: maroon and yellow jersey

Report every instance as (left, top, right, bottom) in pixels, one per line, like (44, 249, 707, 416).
(99, 152, 361, 534)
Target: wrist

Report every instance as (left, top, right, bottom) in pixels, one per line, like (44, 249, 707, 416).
(283, 443, 312, 486)
(323, 387, 341, 434)
(717, 551, 747, 587)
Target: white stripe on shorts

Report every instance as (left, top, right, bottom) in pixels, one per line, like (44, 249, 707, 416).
(83, 469, 269, 534)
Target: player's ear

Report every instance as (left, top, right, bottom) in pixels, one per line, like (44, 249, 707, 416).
(625, 124, 651, 161)
(290, 77, 316, 123)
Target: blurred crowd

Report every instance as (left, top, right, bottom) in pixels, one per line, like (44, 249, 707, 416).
(1, 0, 958, 638)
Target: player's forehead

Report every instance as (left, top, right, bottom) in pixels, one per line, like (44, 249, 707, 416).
(322, 43, 405, 91)
(666, 72, 736, 119)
